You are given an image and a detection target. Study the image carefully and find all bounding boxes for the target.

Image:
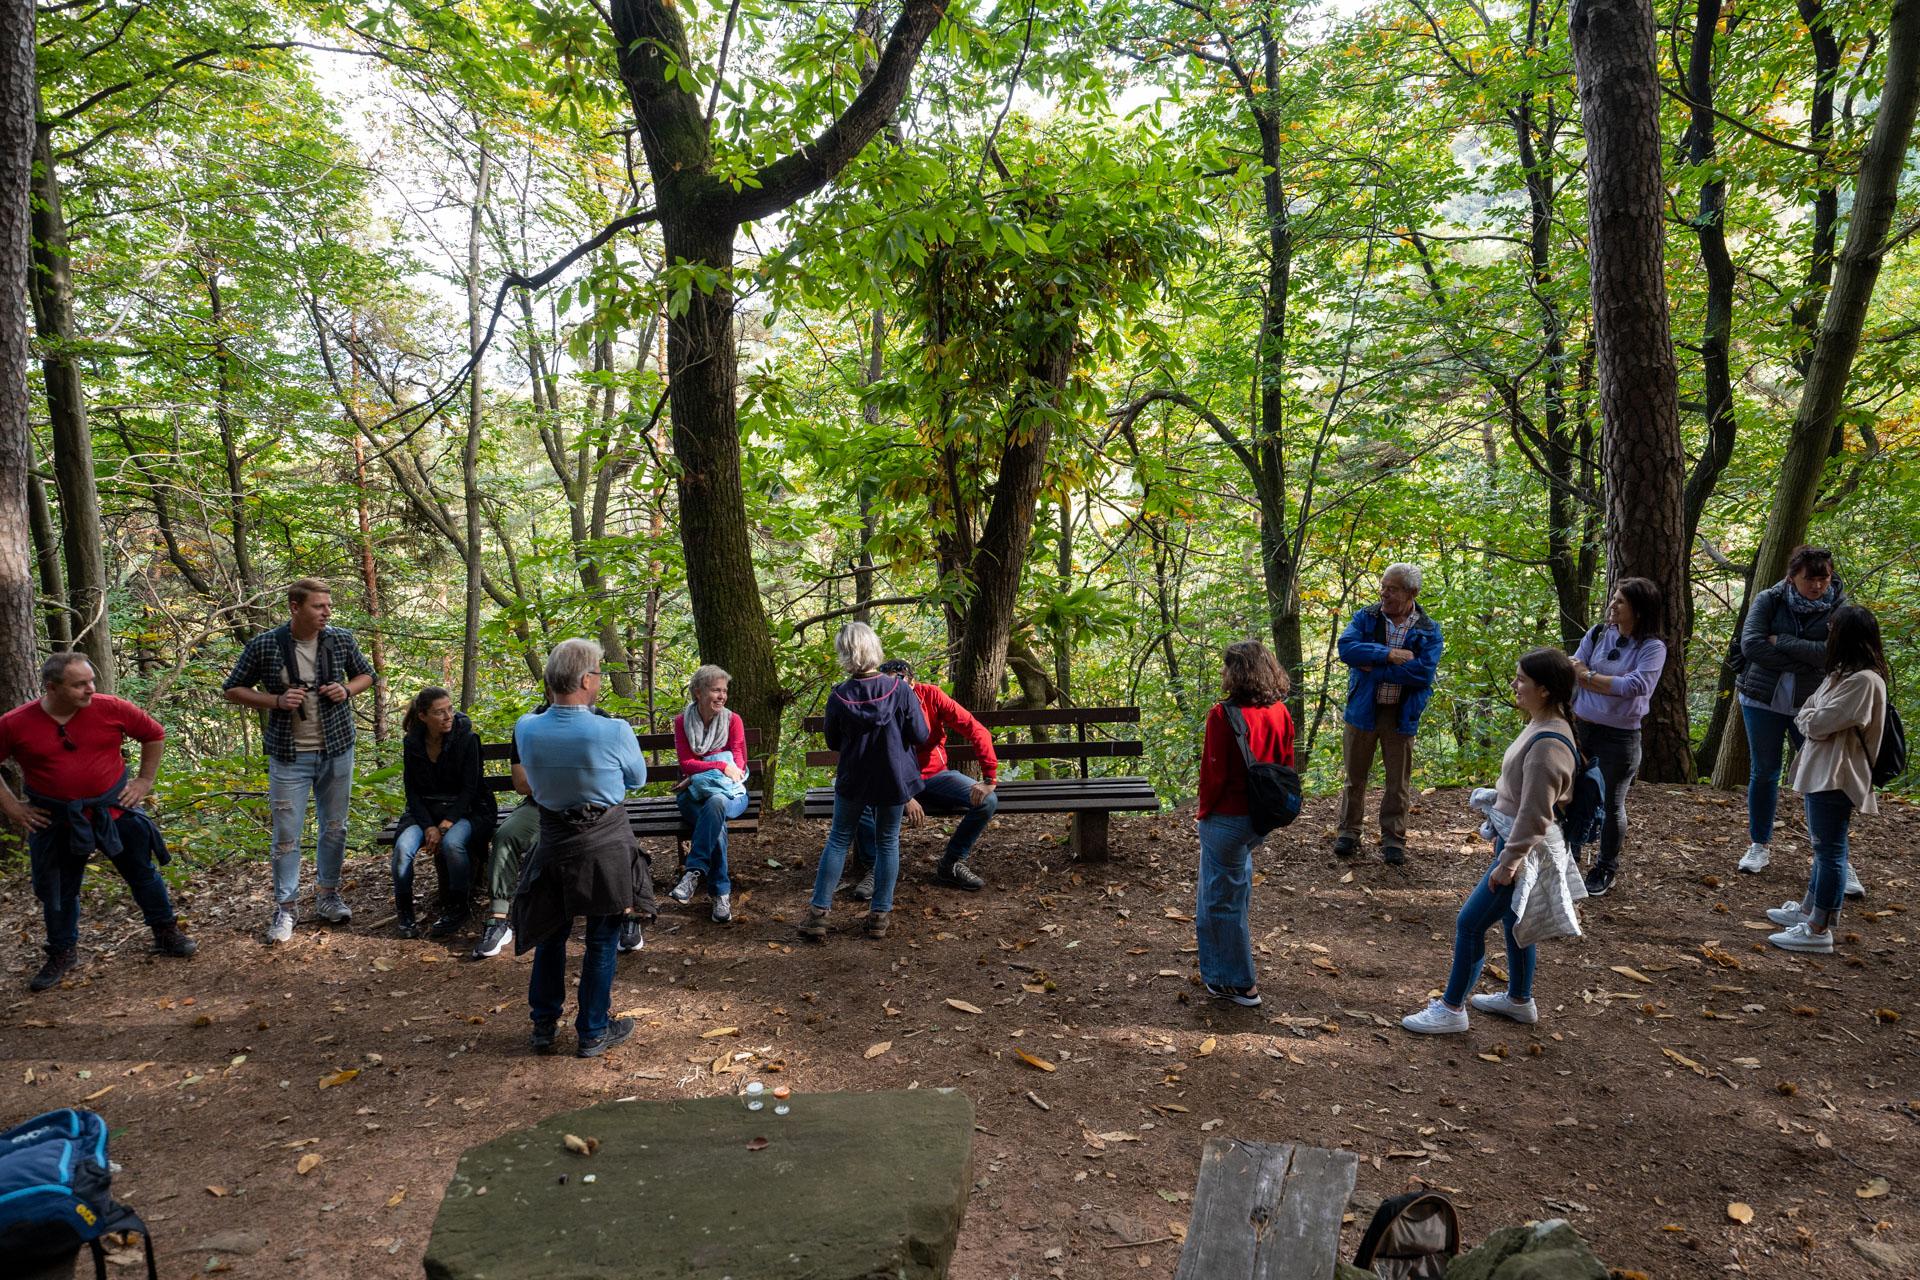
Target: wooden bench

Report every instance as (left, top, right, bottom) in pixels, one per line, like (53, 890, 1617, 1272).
(800, 706, 1160, 860)
(373, 728, 764, 852)
(1174, 1139, 1359, 1279)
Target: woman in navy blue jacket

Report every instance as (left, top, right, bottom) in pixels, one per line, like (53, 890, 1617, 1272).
(799, 623, 928, 943)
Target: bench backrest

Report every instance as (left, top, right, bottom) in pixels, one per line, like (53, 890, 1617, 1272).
(801, 705, 1142, 779)
(475, 728, 766, 794)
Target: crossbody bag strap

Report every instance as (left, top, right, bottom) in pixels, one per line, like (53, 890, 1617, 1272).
(1222, 704, 1258, 774)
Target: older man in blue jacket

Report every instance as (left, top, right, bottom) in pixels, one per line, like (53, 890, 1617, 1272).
(1335, 564, 1443, 865)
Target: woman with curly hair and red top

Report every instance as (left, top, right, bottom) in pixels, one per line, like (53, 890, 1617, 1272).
(1194, 641, 1296, 1008)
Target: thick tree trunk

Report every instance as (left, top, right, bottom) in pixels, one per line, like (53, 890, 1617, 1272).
(27, 471, 68, 647)
(0, 0, 39, 706)
(460, 143, 491, 709)
(1571, 0, 1692, 779)
(27, 118, 111, 687)
(1711, 0, 1919, 787)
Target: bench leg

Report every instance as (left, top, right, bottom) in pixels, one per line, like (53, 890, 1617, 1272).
(1069, 811, 1109, 862)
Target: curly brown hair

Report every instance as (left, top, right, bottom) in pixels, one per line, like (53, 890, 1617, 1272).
(1222, 641, 1291, 706)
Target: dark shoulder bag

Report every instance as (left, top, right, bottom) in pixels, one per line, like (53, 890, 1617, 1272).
(1223, 704, 1302, 836)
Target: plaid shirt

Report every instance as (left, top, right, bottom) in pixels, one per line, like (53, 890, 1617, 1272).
(1376, 612, 1415, 706)
(222, 624, 374, 761)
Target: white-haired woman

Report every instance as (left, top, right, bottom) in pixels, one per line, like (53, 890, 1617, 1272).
(799, 623, 927, 943)
(668, 665, 749, 923)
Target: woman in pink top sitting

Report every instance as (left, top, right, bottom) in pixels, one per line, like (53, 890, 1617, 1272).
(668, 665, 749, 923)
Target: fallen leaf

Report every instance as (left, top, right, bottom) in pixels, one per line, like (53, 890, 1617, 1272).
(700, 1026, 740, 1039)
(945, 999, 984, 1015)
(386, 1189, 407, 1208)
(296, 1154, 323, 1176)
(1476, 1053, 1503, 1063)
(745, 1136, 768, 1151)
(1200, 1118, 1223, 1132)
(1660, 1047, 1708, 1077)
(1197, 1036, 1216, 1057)
(205, 1186, 226, 1198)
(562, 1134, 599, 1156)
(1857, 1177, 1890, 1200)
(864, 1041, 892, 1059)
(1872, 1009, 1901, 1024)
(1610, 965, 1654, 984)
(83, 1086, 114, 1102)
(1339, 871, 1354, 884)
(318, 1068, 360, 1090)
(1727, 1202, 1754, 1224)
(1014, 1048, 1057, 1073)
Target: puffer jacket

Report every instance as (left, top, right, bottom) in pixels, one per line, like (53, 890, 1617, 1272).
(1738, 577, 1844, 709)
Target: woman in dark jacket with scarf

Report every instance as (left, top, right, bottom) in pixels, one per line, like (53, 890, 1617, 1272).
(393, 687, 495, 939)
(798, 623, 928, 944)
(1735, 547, 1859, 898)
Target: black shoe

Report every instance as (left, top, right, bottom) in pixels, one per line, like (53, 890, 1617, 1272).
(396, 916, 421, 940)
(1204, 982, 1263, 1008)
(150, 924, 198, 958)
(428, 911, 467, 940)
(29, 947, 78, 992)
(577, 1017, 636, 1058)
(849, 869, 876, 902)
(1584, 862, 1617, 897)
(1382, 845, 1407, 866)
(467, 917, 513, 960)
(1332, 835, 1359, 859)
(530, 1021, 559, 1055)
(936, 857, 985, 891)
(617, 919, 645, 953)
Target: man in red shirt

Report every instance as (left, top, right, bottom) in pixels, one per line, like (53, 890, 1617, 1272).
(0, 654, 195, 991)
(848, 660, 1000, 894)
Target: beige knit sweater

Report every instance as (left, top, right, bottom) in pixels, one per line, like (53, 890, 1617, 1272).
(1790, 670, 1887, 814)
(1493, 717, 1577, 869)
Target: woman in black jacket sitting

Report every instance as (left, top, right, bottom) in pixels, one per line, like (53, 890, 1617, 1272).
(393, 687, 495, 938)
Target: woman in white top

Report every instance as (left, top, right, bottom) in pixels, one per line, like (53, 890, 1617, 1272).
(1765, 606, 1889, 954)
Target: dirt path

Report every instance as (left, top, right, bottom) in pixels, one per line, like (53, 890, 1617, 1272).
(3, 787, 1915, 1278)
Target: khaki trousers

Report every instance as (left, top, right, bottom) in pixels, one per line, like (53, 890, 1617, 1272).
(1338, 722, 1414, 845)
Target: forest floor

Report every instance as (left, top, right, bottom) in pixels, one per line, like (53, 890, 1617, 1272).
(2, 785, 1917, 1280)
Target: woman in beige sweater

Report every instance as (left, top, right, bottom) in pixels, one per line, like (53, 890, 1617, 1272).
(1765, 606, 1889, 954)
(1403, 648, 1577, 1034)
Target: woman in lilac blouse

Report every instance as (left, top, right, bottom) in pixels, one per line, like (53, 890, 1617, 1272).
(1567, 578, 1669, 897)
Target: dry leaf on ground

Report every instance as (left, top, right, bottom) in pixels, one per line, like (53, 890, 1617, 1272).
(1727, 1202, 1754, 1224)
(295, 1154, 322, 1176)
(864, 1041, 892, 1059)
(1014, 1048, 1056, 1072)
(318, 1068, 359, 1090)
(945, 998, 984, 1015)
(1197, 1036, 1216, 1057)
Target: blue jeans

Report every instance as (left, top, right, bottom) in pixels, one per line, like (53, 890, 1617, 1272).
(857, 770, 999, 866)
(269, 750, 354, 904)
(31, 814, 176, 951)
(1442, 841, 1535, 1008)
(1741, 704, 1804, 844)
(676, 788, 748, 896)
(1801, 790, 1853, 920)
(529, 912, 622, 1039)
(813, 791, 904, 913)
(392, 818, 473, 916)
(1195, 814, 1260, 990)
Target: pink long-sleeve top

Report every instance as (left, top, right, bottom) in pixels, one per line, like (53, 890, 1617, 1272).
(673, 712, 748, 774)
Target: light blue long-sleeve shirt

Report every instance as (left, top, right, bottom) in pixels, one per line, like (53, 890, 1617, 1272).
(514, 705, 646, 810)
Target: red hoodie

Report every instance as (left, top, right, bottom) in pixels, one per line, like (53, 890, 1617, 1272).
(913, 684, 998, 784)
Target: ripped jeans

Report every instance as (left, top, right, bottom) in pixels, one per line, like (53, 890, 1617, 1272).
(269, 749, 354, 905)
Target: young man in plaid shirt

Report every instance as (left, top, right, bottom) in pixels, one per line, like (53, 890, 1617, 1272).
(223, 579, 376, 943)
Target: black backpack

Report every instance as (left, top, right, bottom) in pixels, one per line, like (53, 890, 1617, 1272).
(1521, 730, 1604, 848)
(1354, 1190, 1460, 1278)
(1861, 703, 1907, 788)
(1223, 704, 1302, 835)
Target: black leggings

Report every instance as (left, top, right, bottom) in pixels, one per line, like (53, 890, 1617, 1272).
(1574, 720, 1642, 870)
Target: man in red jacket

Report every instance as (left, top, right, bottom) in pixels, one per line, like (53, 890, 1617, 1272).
(848, 660, 1000, 895)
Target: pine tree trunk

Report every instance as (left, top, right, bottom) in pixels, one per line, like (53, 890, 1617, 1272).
(1570, 0, 1692, 779)
(1711, 0, 1919, 787)
(27, 118, 112, 687)
(0, 0, 40, 707)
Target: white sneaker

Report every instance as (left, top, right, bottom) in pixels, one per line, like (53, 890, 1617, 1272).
(1401, 999, 1469, 1035)
(1768, 922, 1833, 953)
(711, 893, 732, 924)
(1765, 900, 1810, 927)
(1737, 843, 1771, 873)
(1843, 863, 1865, 900)
(265, 906, 296, 945)
(669, 871, 700, 905)
(1469, 992, 1538, 1024)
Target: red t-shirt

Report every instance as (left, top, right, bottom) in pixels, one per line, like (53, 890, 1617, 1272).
(1197, 700, 1295, 819)
(0, 695, 165, 801)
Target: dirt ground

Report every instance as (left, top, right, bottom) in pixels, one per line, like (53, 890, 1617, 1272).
(2, 786, 1916, 1279)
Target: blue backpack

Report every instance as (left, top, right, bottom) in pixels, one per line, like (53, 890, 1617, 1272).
(0, 1109, 155, 1280)
(1523, 731, 1605, 849)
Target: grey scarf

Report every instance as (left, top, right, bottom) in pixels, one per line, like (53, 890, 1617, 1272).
(682, 702, 732, 756)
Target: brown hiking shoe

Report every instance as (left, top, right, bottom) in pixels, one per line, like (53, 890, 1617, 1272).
(863, 911, 891, 940)
(29, 948, 78, 992)
(151, 924, 198, 958)
(797, 907, 829, 942)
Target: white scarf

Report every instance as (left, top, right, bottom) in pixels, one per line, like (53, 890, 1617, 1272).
(682, 702, 732, 756)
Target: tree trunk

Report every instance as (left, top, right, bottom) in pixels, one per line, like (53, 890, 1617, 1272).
(27, 471, 68, 647)
(1711, 0, 1919, 787)
(582, 334, 640, 700)
(854, 307, 884, 622)
(27, 116, 111, 686)
(460, 142, 491, 710)
(0, 0, 39, 707)
(1053, 493, 1072, 705)
(1570, 0, 1692, 779)
(352, 434, 389, 749)
(205, 263, 263, 631)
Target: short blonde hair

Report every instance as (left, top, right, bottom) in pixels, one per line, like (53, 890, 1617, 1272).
(689, 664, 731, 697)
(288, 577, 332, 606)
(834, 622, 884, 675)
